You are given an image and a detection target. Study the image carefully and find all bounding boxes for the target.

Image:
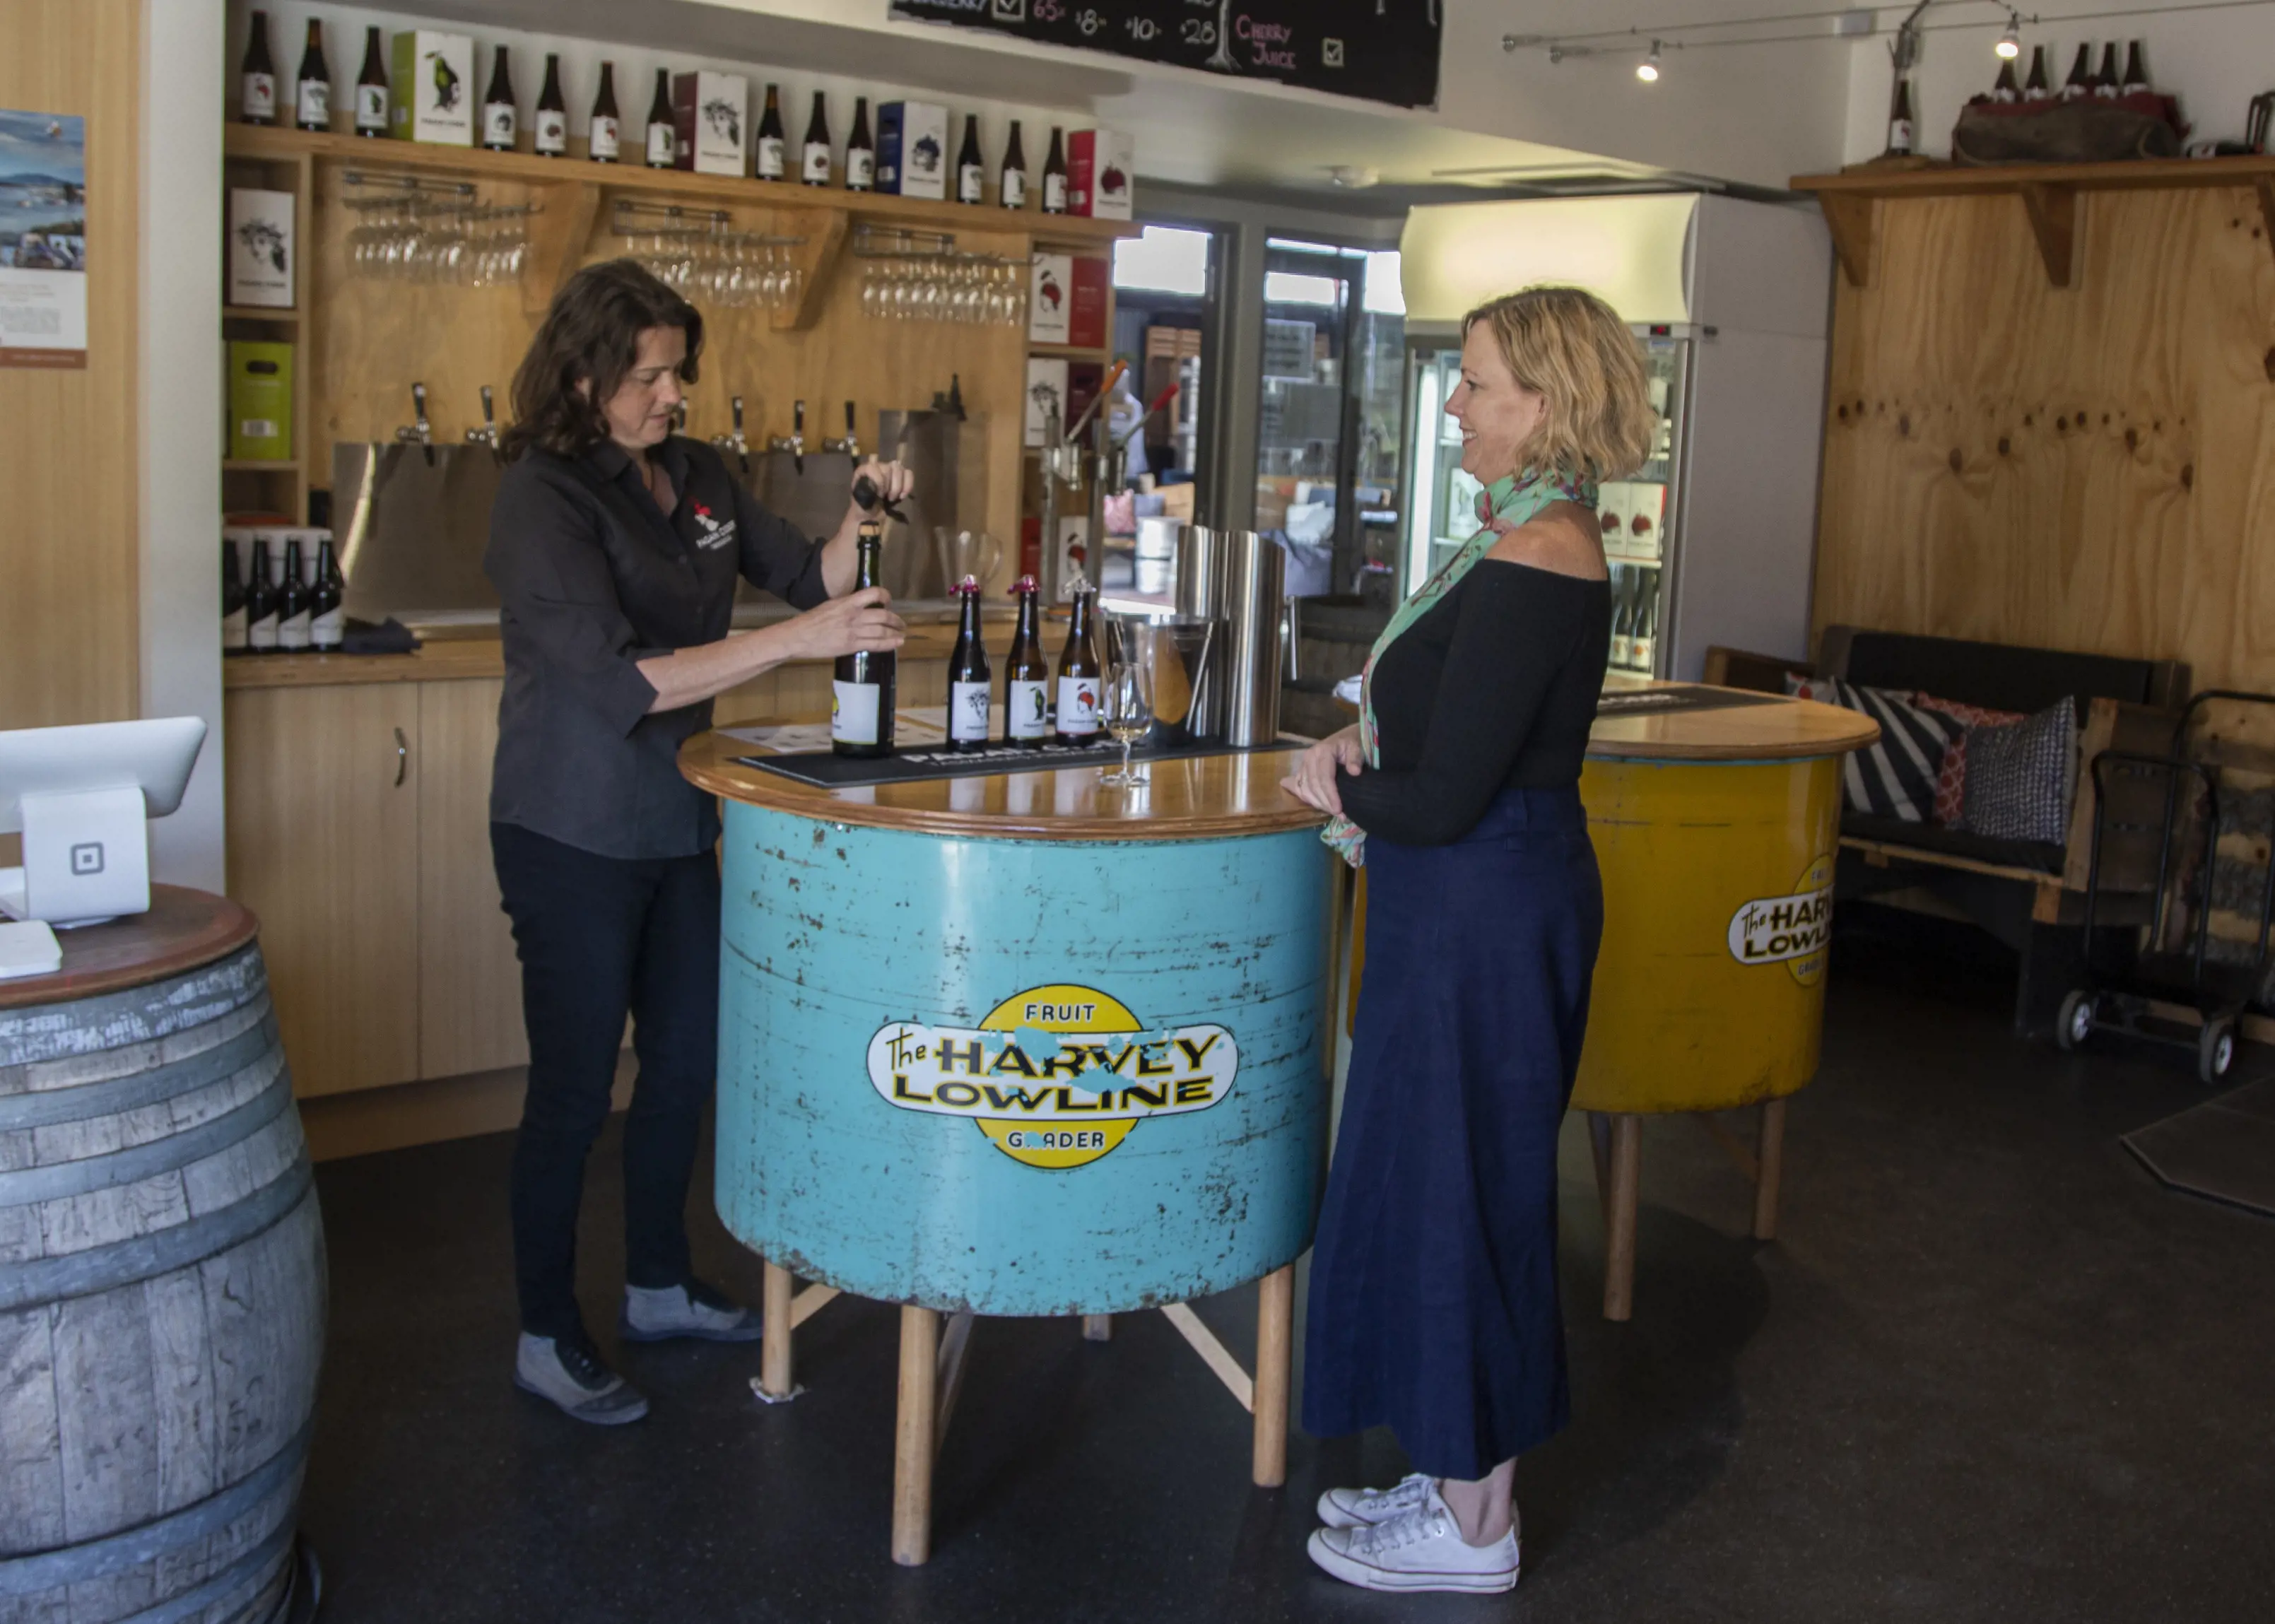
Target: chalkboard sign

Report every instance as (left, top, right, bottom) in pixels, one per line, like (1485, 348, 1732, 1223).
(888, 1, 1440, 111)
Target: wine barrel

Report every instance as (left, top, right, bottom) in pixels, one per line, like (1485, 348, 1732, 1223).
(0, 912, 323, 1624)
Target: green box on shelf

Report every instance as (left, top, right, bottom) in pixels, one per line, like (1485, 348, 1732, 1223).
(228, 341, 294, 462)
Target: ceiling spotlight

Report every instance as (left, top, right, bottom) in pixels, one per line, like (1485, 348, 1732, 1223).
(1995, 15, 2021, 59)
(1327, 165, 1380, 189)
(1637, 41, 1662, 83)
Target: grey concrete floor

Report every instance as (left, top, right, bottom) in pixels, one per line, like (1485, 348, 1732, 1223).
(300, 912, 2275, 1621)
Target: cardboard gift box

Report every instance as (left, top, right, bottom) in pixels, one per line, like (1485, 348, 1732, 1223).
(1067, 257, 1110, 352)
(228, 342, 294, 462)
(227, 189, 294, 308)
(389, 30, 474, 146)
(878, 101, 948, 199)
(1069, 129, 1134, 220)
(1028, 252, 1073, 345)
(673, 71, 748, 175)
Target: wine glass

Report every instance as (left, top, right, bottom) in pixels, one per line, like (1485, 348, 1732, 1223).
(1099, 649, 1153, 789)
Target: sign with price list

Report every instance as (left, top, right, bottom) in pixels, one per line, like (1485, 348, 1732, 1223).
(888, 0, 1440, 110)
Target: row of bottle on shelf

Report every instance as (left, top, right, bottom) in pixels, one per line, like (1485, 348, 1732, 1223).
(235, 11, 1127, 215)
(834, 527, 1118, 758)
(1888, 40, 2158, 155)
(222, 529, 343, 654)
(1607, 563, 1659, 676)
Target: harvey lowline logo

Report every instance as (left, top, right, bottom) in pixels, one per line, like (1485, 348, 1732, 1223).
(867, 982, 1238, 1170)
(1726, 854, 1833, 987)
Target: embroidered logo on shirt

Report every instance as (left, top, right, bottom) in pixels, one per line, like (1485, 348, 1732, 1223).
(690, 500, 737, 551)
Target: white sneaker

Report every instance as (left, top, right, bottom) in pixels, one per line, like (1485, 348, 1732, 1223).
(619, 1280, 763, 1343)
(513, 1334, 649, 1425)
(1306, 1488, 1521, 1594)
(1316, 1471, 1435, 1529)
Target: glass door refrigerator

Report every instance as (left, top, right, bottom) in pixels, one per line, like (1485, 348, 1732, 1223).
(1400, 328, 1688, 681)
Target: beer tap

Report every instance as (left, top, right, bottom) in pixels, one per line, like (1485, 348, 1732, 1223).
(710, 394, 752, 476)
(822, 399, 860, 461)
(1035, 380, 1079, 604)
(394, 381, 434, 466)
(464, 384, 500, 460)
(768, 398, 806, 475)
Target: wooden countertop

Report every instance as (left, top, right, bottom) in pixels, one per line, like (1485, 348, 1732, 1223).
(223, 610, 1011, 690)
(0, 885, 257, 1009)
(681, 729, 1326, 843)
(1584, 690, 1881, 762)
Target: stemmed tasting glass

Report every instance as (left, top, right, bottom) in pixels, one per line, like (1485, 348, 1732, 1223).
(1099, 646, 1153, 789)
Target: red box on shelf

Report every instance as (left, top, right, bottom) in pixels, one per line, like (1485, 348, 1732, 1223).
(1067, 257, 1110, 351)
(1068, 129, 1134, 220)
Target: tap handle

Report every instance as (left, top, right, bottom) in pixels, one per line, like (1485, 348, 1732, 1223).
(479, 384, 494, 427)
(410, 382, 430, 437)
(793, 399, 805, 441)
(731, 394, 745, 435)
(844, 399, 857, 437)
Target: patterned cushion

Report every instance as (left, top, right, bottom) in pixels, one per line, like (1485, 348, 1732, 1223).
(1957, 697, 2079, 844)
(1912, 693, 2027, 825)
(1787, 674, 1964, 823)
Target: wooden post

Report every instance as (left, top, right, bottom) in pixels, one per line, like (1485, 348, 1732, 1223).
(757, 1260, 796, 1399)
(1081, 1314, 1113, 1341)
(1603, 1114, 1642, 1322)
(893, 1305, 941, 1567)
(1252, 1264, 1294, 1487)
(1753, 1098, 1787, 1242)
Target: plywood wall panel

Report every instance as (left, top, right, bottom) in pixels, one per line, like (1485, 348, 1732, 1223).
(1813, 184, 2275, 694)
(0, 0, 141, 728)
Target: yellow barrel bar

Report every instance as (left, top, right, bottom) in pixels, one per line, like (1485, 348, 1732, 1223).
(1572, 752, 1844, 1116)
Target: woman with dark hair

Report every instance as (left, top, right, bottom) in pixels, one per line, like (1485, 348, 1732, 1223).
(486, 257, 910, 1425)
(1281, 286, 1653, 1591)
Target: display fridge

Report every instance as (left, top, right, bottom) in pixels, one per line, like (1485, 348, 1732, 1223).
(1395, 194, 1833, 681)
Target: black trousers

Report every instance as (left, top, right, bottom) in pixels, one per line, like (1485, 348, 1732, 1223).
(491, 821, 721, 1341)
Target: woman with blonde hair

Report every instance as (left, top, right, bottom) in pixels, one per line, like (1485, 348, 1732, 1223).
(1282, 285, 1654, 1592)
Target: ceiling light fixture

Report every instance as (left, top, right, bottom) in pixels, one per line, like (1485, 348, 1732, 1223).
(1995, 13, 2021, 58)
(1637, 40, 1663, 82)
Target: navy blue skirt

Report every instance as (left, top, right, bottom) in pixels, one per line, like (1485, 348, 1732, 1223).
(1303, 784, 1604, 1479)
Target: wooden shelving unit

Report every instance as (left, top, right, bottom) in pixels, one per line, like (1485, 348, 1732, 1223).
(1792, 153, 2275, 288)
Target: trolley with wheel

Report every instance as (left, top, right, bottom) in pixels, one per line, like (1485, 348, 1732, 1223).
(2059, 691, 2275, 1083)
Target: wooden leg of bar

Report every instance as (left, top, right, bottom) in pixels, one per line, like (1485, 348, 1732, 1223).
(757, 1260, 796, 1399)
(1753, 1098, 1787, 1242)
(1081, 1314, 1113, 1341)
(1252, 1264, 1294, 1488)
(1603, 1114, 1642, 1323)
(893, 1305, 940, 1567)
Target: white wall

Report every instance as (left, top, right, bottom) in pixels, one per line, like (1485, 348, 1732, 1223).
(1841, 1, 2275, 165)
(144, 0, 226, 891)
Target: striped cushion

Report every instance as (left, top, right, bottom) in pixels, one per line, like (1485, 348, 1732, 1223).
(1789, 675, 1964, 823)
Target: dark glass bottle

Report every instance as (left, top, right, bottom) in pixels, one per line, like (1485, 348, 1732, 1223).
(1887, 78, 1915, 155)
(310, 537, 346, 651)
(1054, 584, 1101, 743)
(801, 92, 832, 185)
(534, 54, 567, 156)
(589, 62, 621, 162)
(1609, 565, 1633, 667)
(2121, 41, 2148, 96)
(221, 538, 248, 654)
(1041, 125, 1068, 214)
(1004, 575, 1051, 746)
(2061, 45, 2093, 100)
(481, 47, 516, 152)
(1631, 570, 1659, 672)
(645, 69, 675, 167)
(1992, 59, 2020, 103)
(845, 97, 874, 192)
(2023, 45, 2050, 98)
(277, 538, 312, 651)
(756, 84, 786, 180)
(246, 539, 281, 654)
(999, 119, 1028, 210)
(946, 576, 992, 750)
(353, 27, 388, 136)
(2093, 42, 2120, 98)
(294, 20, 330, 132)
(241, 11, 278, 126)
(832, 524, 895, 758)
(956, 114, 984, 205)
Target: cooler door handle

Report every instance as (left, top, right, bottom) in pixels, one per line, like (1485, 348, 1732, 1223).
(394, 727, 408, 788)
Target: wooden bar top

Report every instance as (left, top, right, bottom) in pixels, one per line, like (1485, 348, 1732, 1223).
(681, 730, 1325, 843)
(0, 885, 257, 1010)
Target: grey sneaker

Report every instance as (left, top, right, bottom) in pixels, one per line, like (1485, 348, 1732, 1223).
(514, 1334, 649, 1425)
(620, 1279, 763, 1343)
(1317, 1472, 1435, 1530)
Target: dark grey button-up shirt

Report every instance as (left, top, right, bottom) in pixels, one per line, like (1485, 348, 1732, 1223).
(486, 435, 830, 859)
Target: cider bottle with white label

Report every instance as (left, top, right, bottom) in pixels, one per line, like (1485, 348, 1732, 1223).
(1005, 575, 1051, 747)
(832, 524, 895, 758)
(1054, 583, 1102, 745)
(946, 575, 992, 751)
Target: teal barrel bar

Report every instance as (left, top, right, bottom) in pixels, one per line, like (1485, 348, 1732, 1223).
(714, 801, 1332, 1314)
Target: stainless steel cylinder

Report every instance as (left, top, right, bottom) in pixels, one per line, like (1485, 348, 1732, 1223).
(1222, 530, 1286, 748)
(1175, 526, 1235, 741)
